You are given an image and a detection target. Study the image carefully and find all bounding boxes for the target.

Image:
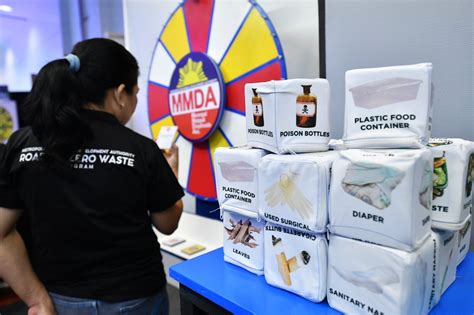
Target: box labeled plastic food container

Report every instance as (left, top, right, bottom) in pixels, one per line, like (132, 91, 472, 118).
(258, 151, 339, 233)
(222, 206, 265, 275)
(245, 79, 330, 154)
(327, 235, 435, 315)
(264, 222, 327, 302)
(329, 149, 433, 251)
(215, 147, 267, 214)
(343, 63, 433, 149)
(427, 138, 474, 227)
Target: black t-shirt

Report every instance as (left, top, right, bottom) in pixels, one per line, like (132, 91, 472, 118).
(0, 110, 184, 301)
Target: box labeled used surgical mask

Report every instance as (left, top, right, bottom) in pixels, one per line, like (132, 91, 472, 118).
(427, 138, 474, 227)
(245, 79, 331, 154)
(329, 149, 433, 251)
(327, 235, 435, 315)
(343, 63, 433, 149)
(264, 222, 327, 302)
(456, 214, 472, 266)
(215, 147, 267, 214)
(222, 206, 265, 275)
(258, 151, 339, 233)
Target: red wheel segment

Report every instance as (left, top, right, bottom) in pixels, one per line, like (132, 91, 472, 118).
(187, 142, 217, 199)
(183, 0, 215, 53)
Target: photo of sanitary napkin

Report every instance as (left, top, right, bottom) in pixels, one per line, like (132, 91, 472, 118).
(265, 170, 313, 220)
(349, 77, 422, 109)
(342, 163, 405, 209)
(332, 265, 400, 294)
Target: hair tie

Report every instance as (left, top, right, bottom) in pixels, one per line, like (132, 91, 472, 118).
(64, 54, 80, 72)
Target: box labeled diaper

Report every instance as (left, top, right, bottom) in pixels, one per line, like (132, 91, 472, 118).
(223, 206, 265, 275)
(215, 147, 267, 213)
(329, 149, 433, 251)
(258, 151, 339, 233)
(428, 138, 474, 226)
(456, 214, 472, 266)
(245, 79, 330, 154)
(343, 63, 433, 149)
(264, 222, 327, 302)
(328, 235, 435, 315)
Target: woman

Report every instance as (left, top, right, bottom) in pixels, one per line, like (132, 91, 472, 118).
(0, 38, 184, 314)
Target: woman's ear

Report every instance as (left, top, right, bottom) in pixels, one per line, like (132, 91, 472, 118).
(113, 84, 127, 108)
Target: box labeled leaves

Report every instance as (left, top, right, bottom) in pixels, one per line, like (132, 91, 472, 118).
(223, 206, 265, 275)
(245, 79, 330, 154)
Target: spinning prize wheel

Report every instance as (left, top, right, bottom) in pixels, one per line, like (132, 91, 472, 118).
(147, 0, 286, 201)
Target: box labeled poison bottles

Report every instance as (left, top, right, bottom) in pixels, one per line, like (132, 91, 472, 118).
(245, 79, 330, 154)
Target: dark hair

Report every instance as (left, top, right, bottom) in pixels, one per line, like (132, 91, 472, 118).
(25, 38, 139, 161)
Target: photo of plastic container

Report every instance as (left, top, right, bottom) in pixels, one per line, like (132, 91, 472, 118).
(349, 77, 422, 109)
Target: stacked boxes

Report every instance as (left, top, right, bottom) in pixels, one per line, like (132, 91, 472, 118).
(212, 63, 473, 312)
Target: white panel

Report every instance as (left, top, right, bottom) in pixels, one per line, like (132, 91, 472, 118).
(182, 192, 196, 215)
(206, 0, 252, 64)
(219, 109, 247, 146)
(148, 42, 176, 88)
(175, 135, 192, 188)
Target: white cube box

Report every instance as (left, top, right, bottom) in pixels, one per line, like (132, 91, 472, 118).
(245, 79, 331, 154)
(258, 151, 339, 233)
(343, 63, 433, 149)
(222, 206, 265, 275)
(264, 222, 327, 302)
(428, 138, 474, 227)
(329, 149, 433, 251)
(456, 214, 472, 266)
(431, 229, 457, 303)
(214, 147, 267, 214)
(328, 235, 435, 315)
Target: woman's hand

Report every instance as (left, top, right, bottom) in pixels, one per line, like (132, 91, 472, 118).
(162, 144, 179, 178)
(28, 299, 56, 315)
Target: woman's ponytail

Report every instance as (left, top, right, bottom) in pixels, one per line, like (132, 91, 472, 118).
(26, 58, 92, 161)
(24, 38, 139, 162)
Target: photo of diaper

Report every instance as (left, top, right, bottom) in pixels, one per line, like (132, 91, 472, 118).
(265, 170, 313, 220)
(349, 77, 422, 109)
(342, 163, 405, 209)
(333, 265, 400, 294)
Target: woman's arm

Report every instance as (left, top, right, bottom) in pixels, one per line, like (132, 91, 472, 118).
(151, 200, 183, 235)
(0, 207, 55, 315)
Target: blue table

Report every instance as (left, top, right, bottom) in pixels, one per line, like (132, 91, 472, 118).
(170, 248, 474, 315)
